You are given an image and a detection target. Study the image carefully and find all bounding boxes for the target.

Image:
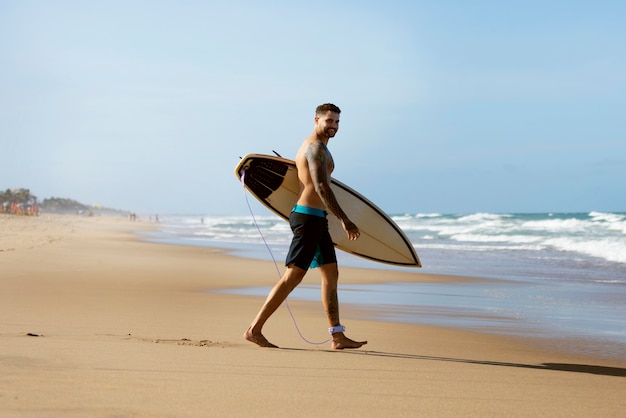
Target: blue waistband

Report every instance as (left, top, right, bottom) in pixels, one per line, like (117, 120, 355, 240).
(292, 205, 326, 218)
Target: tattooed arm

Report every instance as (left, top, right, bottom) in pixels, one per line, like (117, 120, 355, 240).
(305, 142, 360, 240)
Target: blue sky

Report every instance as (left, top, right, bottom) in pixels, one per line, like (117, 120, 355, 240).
(2, 0, 624, 215)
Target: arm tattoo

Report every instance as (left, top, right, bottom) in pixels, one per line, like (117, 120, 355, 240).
(305, 143, 350, 223)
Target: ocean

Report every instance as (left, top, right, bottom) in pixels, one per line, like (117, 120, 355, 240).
(144, 211, 626, 358)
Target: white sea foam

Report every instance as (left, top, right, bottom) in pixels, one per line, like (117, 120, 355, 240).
(390, 212, 626, 266)
(158, 212, 626, 269)
(544, 237, 626, 264)
(521, 218, 591, 233)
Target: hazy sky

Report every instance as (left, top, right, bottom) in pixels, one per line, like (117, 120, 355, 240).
(2, 1, 625, 215)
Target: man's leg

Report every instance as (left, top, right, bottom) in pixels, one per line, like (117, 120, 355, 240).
(319, 263, 368, 350)
(244, 265, 307, 348)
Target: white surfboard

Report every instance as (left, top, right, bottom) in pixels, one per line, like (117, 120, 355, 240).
(235, 153, 421, 267)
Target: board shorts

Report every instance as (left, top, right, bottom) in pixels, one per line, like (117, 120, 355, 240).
(285, 205, 337, 271)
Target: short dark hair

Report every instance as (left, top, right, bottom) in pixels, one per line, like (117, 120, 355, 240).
(316, 103, 341, 115)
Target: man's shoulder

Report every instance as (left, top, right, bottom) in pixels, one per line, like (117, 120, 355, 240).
(301, 139, 329, 156)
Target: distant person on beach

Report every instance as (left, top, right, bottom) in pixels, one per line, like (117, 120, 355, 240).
(244, 103, 367, 350)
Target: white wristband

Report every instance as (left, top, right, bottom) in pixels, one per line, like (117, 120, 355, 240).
(328, 325, 345, 335)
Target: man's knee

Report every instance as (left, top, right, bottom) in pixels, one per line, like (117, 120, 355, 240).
(320, 264, 339, 282)
(284, 265, 307, 286)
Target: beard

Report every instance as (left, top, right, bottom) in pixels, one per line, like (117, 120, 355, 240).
(325, 128, 337, 138)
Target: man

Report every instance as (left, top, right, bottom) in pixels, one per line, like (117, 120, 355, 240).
(244, 103, 368, 350)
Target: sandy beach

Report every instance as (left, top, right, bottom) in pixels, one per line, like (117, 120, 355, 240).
(1, 214, 624, 417)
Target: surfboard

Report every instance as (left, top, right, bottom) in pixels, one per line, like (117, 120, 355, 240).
(235, 153, 421, 268)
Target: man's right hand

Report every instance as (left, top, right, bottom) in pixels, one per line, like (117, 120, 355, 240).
(343, 220, 360, 241)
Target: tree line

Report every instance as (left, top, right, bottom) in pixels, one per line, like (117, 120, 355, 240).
(1, 188, 128, 216)
(0, 188, 39, 215)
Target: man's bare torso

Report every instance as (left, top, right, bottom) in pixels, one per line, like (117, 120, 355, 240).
(295, 137, 334, 210)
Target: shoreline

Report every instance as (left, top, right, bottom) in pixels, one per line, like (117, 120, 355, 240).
(144, 227, 626, 355)
(1, 214, 624, 416)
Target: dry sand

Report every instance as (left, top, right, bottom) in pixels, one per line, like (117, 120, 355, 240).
(1, 214, 624, 417)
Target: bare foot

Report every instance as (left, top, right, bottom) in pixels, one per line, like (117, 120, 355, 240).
(331, 333, 367, 350)
(243, 328, 278, 348)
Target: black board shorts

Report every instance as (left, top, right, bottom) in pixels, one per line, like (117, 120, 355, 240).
(285, 209, 337, 271)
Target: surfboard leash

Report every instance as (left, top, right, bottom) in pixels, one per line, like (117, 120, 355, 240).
(240, 171, 331, 346)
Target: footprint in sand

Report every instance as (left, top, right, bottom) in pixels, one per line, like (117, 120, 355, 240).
(125, 335, 233, 348)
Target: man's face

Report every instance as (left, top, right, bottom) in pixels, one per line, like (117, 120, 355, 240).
(315, 111, 340, 138)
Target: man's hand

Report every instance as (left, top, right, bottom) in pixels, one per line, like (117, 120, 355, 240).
(343, 220, 360, 241)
